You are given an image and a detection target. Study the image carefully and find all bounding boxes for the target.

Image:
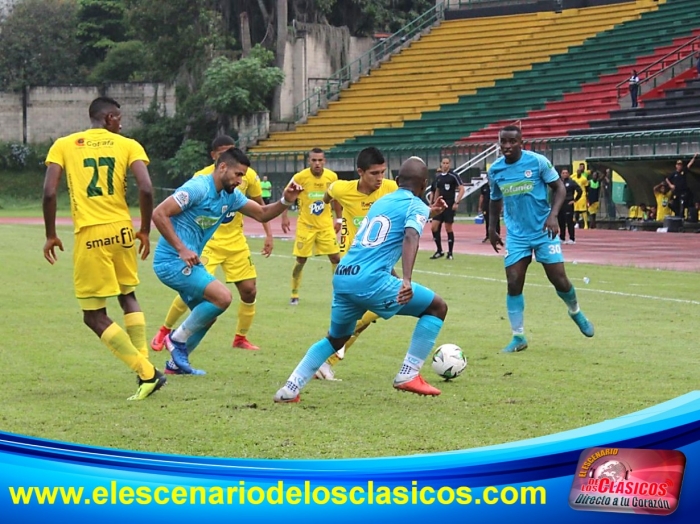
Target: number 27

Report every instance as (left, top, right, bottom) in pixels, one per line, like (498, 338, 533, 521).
(85, 157, 116, 197)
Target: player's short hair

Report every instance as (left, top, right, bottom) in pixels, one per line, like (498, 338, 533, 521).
(357, 147, 385, 171)
(89, 97, 120, 119)
(500, 124, 521, 135)
(309, 147, 324, 156)
(216, 148, 250, 169)
(211, 135, 236, 151)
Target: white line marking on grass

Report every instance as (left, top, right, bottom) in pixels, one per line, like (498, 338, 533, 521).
(263, 254, 700, 306)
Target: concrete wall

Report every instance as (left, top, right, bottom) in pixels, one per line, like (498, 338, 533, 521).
(280, 26, 376, 121)
(0, 83, 175, 143)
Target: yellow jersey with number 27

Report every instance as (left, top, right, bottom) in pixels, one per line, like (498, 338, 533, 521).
(45, 128, 149, 233)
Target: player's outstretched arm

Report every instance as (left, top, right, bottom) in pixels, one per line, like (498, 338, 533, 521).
(398, 228, 421, 305)
(130, 159, 153, 260)
(42, 163, 64, 264)
(152, 197, 199, 267)
(241, 182, 303, 224)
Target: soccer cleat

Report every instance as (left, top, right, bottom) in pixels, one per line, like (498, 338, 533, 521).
(336, 345, 346, 360)
(501, 335, 528, 353)
(314, 362, 341, 381)
(164, 359, 206, 376)
(393, 375, 441, 396)
(164, 334, 193, 374)
(127, 369, 167, 401)
(446, 253, 454, 260)
(273, 387, 301, 403)
(232, 335, 260, 351)
(569, 310, 595, 337)
(289, 298, 299, 306)
(150, 326, 171, 351)
(429, 251, 444, 260)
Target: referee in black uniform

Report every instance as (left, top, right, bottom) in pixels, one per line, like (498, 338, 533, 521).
(430, 158, 465, 260)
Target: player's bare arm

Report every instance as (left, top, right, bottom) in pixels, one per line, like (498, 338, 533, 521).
(280, 178, 297, 234)
(241, 182, 303, 224)
(398, 228, 421, 305)
(130, 159, 153, 260)
(489, 198, 504, 252)
(332, 199, 342, 234)
(545, 177, 566, 239)
(152, 197, 199, 267)
(251, 195, 274, 257)
(42, 163, 64, 264)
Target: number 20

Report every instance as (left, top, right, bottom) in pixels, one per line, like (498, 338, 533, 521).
(85, 157, 116, 197)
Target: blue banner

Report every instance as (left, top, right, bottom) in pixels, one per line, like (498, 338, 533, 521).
(3, 392, 700, 522)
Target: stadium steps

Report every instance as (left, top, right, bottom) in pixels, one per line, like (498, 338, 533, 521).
(569, 76, 700, 134)
(333, 0, 700, 152)
(251, 0, 657, 153)
(463, 28, 700, 142)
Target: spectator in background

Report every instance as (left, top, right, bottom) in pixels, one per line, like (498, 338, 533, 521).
(572, 163, 589, 229)
(629, 70, 640, 108)
(602, 168, 615, 219)
(478, 180, 499, 243)
(559, 168, 582, 244)
(653, 181, 673, 222)
(260, 175, 272, 204)
(587, 170, 601, 229)
(666, 154, 697, 219)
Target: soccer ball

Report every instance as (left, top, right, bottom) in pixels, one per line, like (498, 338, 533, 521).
(431, 344, 467, 380)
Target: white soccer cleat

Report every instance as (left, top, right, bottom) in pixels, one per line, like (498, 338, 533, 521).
(314, 362, 341, 381)
(336, 346, 346, 360)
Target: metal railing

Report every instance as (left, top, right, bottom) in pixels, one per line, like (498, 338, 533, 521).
(454, 143, 500, 198)
(616, 35, 700, 101)
(292, 3, 445, 123)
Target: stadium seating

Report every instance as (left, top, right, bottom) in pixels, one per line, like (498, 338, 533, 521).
(336, 0, 700, 151)
(251, 0, 660, 153)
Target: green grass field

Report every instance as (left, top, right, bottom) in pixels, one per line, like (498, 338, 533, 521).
(0, 220, 698, 460)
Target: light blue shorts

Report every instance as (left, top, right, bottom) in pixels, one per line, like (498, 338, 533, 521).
(329, 277, 435, 338)
(153, 260, 216, 309)
(504, 231, 564, 267)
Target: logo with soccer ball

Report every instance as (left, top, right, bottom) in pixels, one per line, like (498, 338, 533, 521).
(431, 344, 467, 380)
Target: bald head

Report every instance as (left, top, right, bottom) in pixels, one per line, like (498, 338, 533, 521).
(398, 157, 428, 195)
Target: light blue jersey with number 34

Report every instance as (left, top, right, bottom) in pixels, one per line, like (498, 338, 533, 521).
(332, 188, 429, 294)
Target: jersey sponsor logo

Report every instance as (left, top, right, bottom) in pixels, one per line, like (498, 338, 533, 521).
(524, 170, 533, 178)
(195, 215, 220, 229)
(309, 200, 325, 215)
(308, 191, 325, 199)
(416, 214, 427, 227)
(75, 138, 85, 146)
(85, 227, 134, 249)
(352, 216, 364, 227)
(221, 208, 236, 224)
(501, 181, 535, 196)
(335, 264, 361, 276)
(173, 191, 189, 208)
(86, 139, 115, 148)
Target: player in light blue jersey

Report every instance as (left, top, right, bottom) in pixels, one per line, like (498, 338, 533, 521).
(488, 125, 594, 353)
(152, 148, 302, 374)
(274, 157, 449, 403)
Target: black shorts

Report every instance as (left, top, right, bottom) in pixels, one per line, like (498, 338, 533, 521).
(433, 208, 455, 224)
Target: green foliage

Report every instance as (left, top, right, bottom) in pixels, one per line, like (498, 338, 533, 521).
(0, 0, 82, 90)
(128, 102, 185, 163)
(201, 46, 284, 116)
(165, 140, 210, 181)
(88, 40, 149, 83)
(76, 0, 129, 67)
(0, 141, 51, 171)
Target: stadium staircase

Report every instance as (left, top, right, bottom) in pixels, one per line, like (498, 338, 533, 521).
(569, 74, 700, 135)
(251, 0, 660, 153)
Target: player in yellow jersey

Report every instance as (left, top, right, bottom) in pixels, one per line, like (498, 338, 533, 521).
(572, 163, 589, 229)
(314, 147, 398, 380)
(42, 97, 165, 401)
(150, 136, 274, 363)
(281, 148, 341, 305)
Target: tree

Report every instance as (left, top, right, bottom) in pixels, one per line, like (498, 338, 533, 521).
(0, 0, 82, 90)
(76, 0, 128, 68)
(88, 40, 149, 83)
(201, 45, 284, 130)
